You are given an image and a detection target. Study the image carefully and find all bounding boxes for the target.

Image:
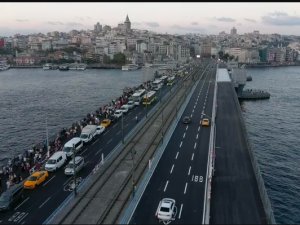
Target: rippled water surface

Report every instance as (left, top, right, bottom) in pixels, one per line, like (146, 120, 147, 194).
(242, 66, 300, 224)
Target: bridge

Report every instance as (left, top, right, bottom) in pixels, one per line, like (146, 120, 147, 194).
(0, 59, 275, 224)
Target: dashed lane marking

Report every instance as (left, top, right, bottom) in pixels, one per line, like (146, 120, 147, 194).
(170, 164, 174, 174)
(194, 143, 197, 149)
(39, 196, 51, 209)
(188, 166, 191, 176)
(14, 197, 29, 210)
(175, 152, 179, 159)
(164, 180, 169, 192)
(183, 133, 186, 139)
(184, 182, 188, 194)
(191, 153, 194, 161)
(179, 141, 183, 148)
(43, 175, 56, 186)
(178, 204, 183, 219)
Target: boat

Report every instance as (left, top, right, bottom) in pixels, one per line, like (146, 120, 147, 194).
(69, 63, 87, 71)
(0, 61, 10, 71)
(122, 64, 139, 71)
(59, 64, 69, 71)
(43, 63, 58, 70)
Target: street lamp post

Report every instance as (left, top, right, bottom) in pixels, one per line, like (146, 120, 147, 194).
(73, 144, 77, 196)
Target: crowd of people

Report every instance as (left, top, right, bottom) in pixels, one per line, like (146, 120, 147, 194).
(0, 79, 154, 194)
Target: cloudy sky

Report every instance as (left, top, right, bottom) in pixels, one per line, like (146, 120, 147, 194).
(2, 2, 300, 36)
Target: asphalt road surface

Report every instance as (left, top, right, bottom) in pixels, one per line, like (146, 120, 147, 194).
(129, 64, 216, 224)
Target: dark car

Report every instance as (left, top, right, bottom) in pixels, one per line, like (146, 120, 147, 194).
(0, 183, 24, 211)
(182, 116, 191, 124)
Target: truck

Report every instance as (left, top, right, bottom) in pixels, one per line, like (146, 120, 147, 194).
(80, 125, 97, 144)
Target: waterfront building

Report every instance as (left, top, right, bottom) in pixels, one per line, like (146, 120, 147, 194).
(230, 27, 237, 35)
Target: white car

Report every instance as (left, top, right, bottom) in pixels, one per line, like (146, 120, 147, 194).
(119, 105, 129, 114)
(96, 125, 105, 135)
(155, 198, 177, 221)
(64, 156, 85, 176)
(126, 101, 135, 109)
(114, 110, 123, 119)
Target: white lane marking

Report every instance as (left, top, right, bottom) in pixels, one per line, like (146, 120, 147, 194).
(39, 196, 51, 208)
(63, 177, 72, 186)
(170, 164, 174, 174)
(192, 175, 194, 181)
(190, 113, 193, 118)
(14, 197, 29, 210)
(175, 152, 179, 159)
(188, 166, 191, 176)
(196, 134, 199, 139)
(80, 147, 89, 155)
(116, 130, 121, 135)
(107, 138, 112, 144)
(103, 130, 110, 136)
(164, 180, 169, 192)
(191, 153, 194, 161)
(43, 175, 56, 186)
(184, 182, 188, 194)
(198, 127, 200, 132)
(192, 109, 194, 113)
(21, 221, 25, 225)
(95, 148, 103, 156)
(178, 204, 183, 219)
(194, 142, 197, 149)
(113, 124, 117, 128)
(92, 139, 99, 146)
(183, 133, 186, 139)
(186, 126, 188, 131)
(179, 141, 183, 148)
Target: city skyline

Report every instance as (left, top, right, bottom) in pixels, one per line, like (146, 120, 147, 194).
(2, 2, 300, 36)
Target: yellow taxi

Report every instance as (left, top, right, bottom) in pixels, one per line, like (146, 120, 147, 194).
(23, 171, 49, 189)
(100, 119, 111, 128)
(201, 118, 210, 127)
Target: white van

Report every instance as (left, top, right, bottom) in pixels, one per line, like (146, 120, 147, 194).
(80, 125, 97, 144)
(63, 137, 83, 158)
(45, 151, 67, 172)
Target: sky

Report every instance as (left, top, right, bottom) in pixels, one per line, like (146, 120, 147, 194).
(2, 2, 300, 36)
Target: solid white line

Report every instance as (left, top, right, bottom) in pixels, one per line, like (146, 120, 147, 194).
(43, 175, 56, 186)
(175, 152, 179, 159)
(39, 196, 51, 209)
(196, 134, 199, 139)
(170, 164, 174, 174)
(186, 126, 188, 131)
(194, 142, 197, 149)
(188, 166, 191, 175)
(191, 153, 194, 161)
(184, 182, 188, 194)
(183, 133, 186, 139)
(179, 141, 183, 148)
(92, 139, 99, 146)
(14, 197, 29, 210)
(178, 204, 183, 219)
(164, 180, 169, 192)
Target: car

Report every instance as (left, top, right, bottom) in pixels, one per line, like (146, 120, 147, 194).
(182, 116, 191, 124)
(155, 198, 177, 221)
(201, 118, 210, 126)
(96, 125, 105, 135)
(126, 100, 135, 109)
(100, 119, 111, 128)
(64, 156, 85, 176)
(23, 171, 49, 189)
(119, 105, 129, 114)
(113, 110, 123, 119)
(0, 183, 24, 211)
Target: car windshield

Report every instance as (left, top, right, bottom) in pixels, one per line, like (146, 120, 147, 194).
(160, 206, 170, 212)
(63, 147, 72, 152)
(47, 159, 56, 164)
(66, 163, 75, 169)
(28, 176, 38, 181)
(80, 134, 88, 139)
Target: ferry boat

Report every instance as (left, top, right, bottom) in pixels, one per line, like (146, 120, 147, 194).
(59, 64, 69, 71)
(69, 63, 87, 71)
(43, 63, 58, 70)
(0, 61, 10, 71)
(122, 64, 139, 71)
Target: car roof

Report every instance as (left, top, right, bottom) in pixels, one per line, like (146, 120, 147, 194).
(31, 171, 46, 176)
(49, 151, 65, 159)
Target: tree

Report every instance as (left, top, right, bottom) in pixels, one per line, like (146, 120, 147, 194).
(103, 54, 111, 64)
(112, 53, 126, 65)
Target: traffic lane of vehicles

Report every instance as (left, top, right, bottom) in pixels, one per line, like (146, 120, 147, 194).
(130, 68, 212, 224)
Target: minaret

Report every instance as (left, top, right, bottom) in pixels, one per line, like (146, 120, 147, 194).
(124, 14, 131, 32)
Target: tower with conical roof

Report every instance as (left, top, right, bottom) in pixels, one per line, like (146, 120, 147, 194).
(124, 14, 131, 32)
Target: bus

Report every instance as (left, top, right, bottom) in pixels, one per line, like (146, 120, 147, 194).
(167, 76, 175, 86)
(131, 89, 146, 106)
(152, 79, 163, 91)
(142, 91, 157, 105)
